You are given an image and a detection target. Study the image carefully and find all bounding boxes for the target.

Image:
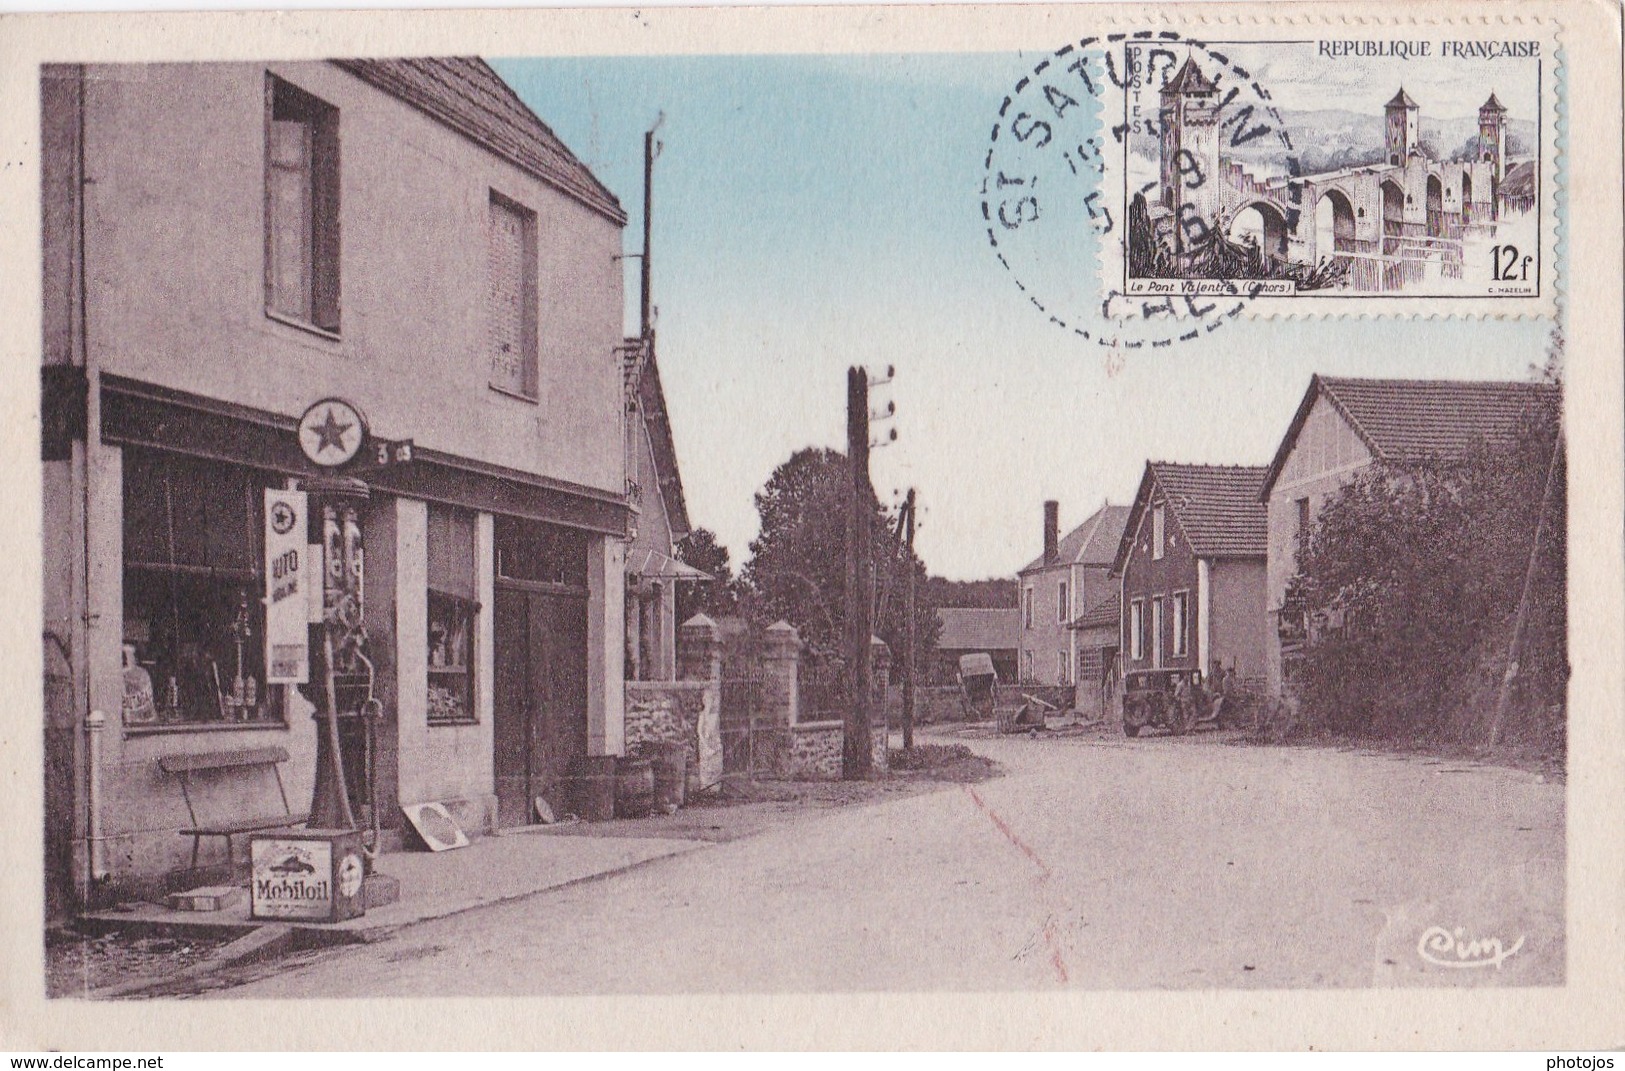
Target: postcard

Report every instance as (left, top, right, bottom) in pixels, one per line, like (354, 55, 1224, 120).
(1, 0, 1621, 1052)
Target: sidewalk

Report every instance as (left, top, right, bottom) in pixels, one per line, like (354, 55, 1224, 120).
(81, 827, 711, 948)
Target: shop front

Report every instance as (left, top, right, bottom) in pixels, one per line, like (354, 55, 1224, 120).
(72, 376, 629, 901)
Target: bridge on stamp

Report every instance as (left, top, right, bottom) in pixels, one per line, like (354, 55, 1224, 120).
(1153, 59, 1522, 292)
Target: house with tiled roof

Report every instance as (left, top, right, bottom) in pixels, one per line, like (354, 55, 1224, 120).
(1111, 463, 1270, 692)
(934, 608, 1020, 684)
(622, 337, 709, 681)
(1259, 374, 1560, 693)
(1017, 501, 1131, 688)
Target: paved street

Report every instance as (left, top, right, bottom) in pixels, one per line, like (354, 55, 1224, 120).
(213, 732, 1563, 995)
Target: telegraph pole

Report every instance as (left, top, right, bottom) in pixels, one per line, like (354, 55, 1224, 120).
(902, 487, 917, 751)
(844, 367, 874, 779)
(640, 123, 657, 340)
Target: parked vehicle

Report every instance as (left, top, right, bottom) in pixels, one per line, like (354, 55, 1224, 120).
(1121, 668, 1238, 737)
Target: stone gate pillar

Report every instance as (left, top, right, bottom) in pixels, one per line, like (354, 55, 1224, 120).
(762, 621, 802, 729)
(678, 614, 720, 683)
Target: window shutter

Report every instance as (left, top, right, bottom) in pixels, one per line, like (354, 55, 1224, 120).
(311, 111, 341, 332)
(488, 197, 529, 396)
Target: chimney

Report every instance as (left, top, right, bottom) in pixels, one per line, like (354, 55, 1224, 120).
(1043, 500, 1059, 565)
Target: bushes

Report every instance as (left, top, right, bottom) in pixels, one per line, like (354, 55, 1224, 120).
(1291, 411, 1566, 757)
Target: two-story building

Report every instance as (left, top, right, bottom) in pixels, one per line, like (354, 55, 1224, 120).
(41, 58, 636, 913)
(1258, 375, 1561, 695)
(1112, 463, 1269, 690)
(1016, 501, 1129, 687)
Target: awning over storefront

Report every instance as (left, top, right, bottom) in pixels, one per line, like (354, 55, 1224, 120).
(625, 548, 711, 582)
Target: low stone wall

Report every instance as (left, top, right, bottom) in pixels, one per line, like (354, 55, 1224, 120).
(784, 721, 890, 780)
(625, 680, 716, 788)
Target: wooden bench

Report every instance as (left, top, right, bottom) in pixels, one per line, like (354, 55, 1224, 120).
(158, 746, 308, 872)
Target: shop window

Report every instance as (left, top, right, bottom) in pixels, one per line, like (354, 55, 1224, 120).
(488, 191, 539, 399)
(120, 451, 284, 730)
(266, 75, 340, 333)
(427, 505, 478, 726)
(1129, 600, 1145, 662)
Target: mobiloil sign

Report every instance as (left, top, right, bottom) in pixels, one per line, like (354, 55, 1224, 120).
(249, 829, 366, 923)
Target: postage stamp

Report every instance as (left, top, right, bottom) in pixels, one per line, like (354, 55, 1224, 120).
(984, 22, 1561, 344)
(0, 0, 1620, 1056)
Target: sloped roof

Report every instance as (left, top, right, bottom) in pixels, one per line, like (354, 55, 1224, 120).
(629, 340, 693, 540)
(626, 547, 710, 581)
(1386, 87, 1418, 109)
(1070, 591, 1120, 632)
(1162, 57, 1217, 96)
(1112, 463, 1268, 574)
(1481, 92, 1507, 113)
(1260, 375, 1560, 498)
(1501, 160, 1537, 199)
(1019, 503, 1130, 574)
(332, 58, 626, 225)
(936, 608, 1020, 652)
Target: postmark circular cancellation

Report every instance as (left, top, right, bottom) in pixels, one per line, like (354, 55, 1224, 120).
(983, 27, 1559, 348)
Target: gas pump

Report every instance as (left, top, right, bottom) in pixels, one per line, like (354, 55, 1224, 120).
(299, 476, 382, 851)
(249, 398, 404, 924)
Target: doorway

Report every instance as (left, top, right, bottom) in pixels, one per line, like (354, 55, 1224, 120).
(492, 584, 588, 827)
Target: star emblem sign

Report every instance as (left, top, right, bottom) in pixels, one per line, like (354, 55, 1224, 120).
(311, 409, 353, 455)
(298, 398, 367, 468)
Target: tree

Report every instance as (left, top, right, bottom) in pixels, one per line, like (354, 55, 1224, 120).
(675, 527, 737, 621)
(1291, 402, 1566, 756)
(741, 447, 940, 666)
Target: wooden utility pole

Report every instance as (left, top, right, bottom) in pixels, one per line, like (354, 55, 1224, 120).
(902, 487, 917, 751)
(844, 366, 874, 779)
(640, 126, 655, 340)
(1488, 427, 1564, 746)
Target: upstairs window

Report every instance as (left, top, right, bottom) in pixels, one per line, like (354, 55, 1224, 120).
(487, 191, 539, 399)
(1022, 586, 1034, 630)
(266, 75, 340, 333)
(1056, 580, 1068, 623)
(1151, 504, 1166, 560)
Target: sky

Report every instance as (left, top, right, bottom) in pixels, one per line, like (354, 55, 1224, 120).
(492, 54, 1556, 581)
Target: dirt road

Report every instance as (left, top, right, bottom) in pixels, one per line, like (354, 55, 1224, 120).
(211, 730, 1563, 995)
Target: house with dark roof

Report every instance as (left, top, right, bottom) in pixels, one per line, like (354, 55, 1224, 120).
(1112, 463, 1270, 692)
(1017, 501, 1131, 688)
(623, 339, 709, 681)
(40, 57, 640, 909)
(1259, 374, 1560, 693)
(934, 608, 1020, 684)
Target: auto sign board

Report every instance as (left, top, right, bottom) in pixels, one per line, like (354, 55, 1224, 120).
(249, 829, 366, 923)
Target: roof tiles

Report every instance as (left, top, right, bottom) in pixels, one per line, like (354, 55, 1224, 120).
(936, 608, 1020, 652)
(333, 58, 626, 224)
(1148, 463, 1268, 560)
